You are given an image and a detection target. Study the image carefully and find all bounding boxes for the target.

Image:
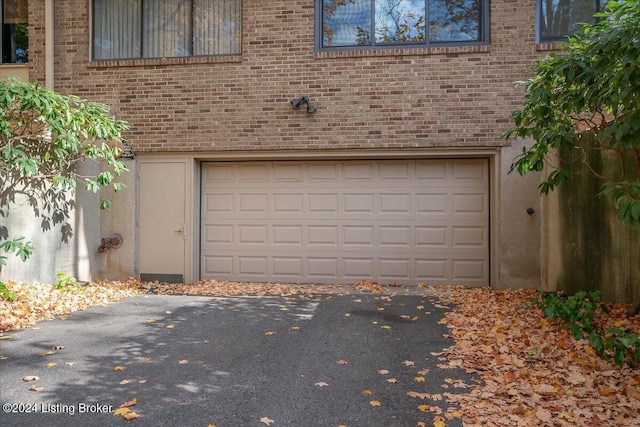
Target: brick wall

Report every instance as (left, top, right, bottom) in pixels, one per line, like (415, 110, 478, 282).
(34, 0, 552, 153)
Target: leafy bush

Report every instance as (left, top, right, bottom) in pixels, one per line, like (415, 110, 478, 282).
(55, 272, 81, 291)
(0, 281, 17, 301)
(537, 291, 640, 366)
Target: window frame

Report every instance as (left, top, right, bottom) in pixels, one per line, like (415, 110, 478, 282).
(90, 0, 243, 61)
(1, 0, 28, 64)
(536, 0, 605, 44)
(314, 0, 490, 52)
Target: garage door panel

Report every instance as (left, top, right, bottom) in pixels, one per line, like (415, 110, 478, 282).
(273, 225, 303, 245)
(380, 193, 411, 213)
(309, 194, 339, 212)
(201, 159, 489, 285)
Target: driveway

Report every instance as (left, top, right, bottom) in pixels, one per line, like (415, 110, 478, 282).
(0, 288, 473, 426)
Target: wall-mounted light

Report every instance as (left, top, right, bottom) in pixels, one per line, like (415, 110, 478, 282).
(291, 96, 316, 114)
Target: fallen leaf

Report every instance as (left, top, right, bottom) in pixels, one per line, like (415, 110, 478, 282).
(120, 380, 130, 385)
(39, 350, 55, 356)
(315, 382, 329, 387)
(114, 365, 126, 371)
(403, 360, 415, 366)
(414, 376, 425, 383)
(0, 356, 7, 360)
(166, 324, 175, 329)
(363, 389, 373, 395)
(418, 404, 430, 412)
(119, 398, 137, 408)
(337, 360, 348, 365)
(29, 386, 44, 392)
(416, 305, 424, 310)
(65, 362, 75, 366)
(178, 360, 189, 364)
(138, 379, 148, 384)
(386, 378, 398, 384)
(418, 422, 427, 427)
(146, 319, 156, 323)
(265, 331, 275, 336)
(369, 400, 381, 407)
(291, 326, 300, 330)
(23, 376, 39, 382)
(433, 416, 446, 427)
(599, 387, 616, 396)
(260, 416, 275, 425)
(412, 316, 419, 322)
(113, 407, 130, 416)
(46, 362, 57, 368)
(280, 307, 288, 311)
(407, 391, 430, 400)
(165, 311, 172, 314)
(123, 412, 139, 421)
(381, 325, 392, 329)
(378, 369, 390, 375)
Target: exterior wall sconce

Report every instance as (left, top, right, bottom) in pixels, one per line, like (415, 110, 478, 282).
(291, 96, 316, 114)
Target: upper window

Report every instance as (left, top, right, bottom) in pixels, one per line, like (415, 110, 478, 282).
(319, 0, 489, 50)
(538, 0, 606, 43)
(92, 0, 242, 60)
(1, 0, 28, 64)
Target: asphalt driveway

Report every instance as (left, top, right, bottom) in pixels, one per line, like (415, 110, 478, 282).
(0, 289, 473, 426)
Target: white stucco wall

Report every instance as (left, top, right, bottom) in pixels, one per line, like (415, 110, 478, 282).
(0, 161, 101, 284)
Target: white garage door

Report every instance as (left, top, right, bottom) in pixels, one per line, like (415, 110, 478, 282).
(200, 159, 489, 286)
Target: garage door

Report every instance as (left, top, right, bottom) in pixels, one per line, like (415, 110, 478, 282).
(200, 159, 489, 286)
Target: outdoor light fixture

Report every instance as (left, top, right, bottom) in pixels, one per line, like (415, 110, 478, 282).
(291, 96, 316, 114)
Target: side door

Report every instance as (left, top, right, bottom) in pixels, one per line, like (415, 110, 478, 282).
(138, 160, 187, 283)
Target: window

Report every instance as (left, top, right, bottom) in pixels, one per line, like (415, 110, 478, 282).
(319, 0, 488, 50)
(92, 0, 241, 60)
(538, 0, 606, 42)
(1, 0, 28, 63)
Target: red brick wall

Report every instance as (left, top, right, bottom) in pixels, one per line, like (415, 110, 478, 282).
(32, 0, 553, 153)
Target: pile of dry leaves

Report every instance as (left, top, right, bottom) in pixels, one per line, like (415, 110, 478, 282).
(431, 286, 640, 427)
(0, 279, 142, 331)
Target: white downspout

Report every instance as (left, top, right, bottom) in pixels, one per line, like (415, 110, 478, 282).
(45, 0, 54, 89)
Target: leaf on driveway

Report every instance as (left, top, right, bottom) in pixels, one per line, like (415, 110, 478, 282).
(315, 382, 329, 387)
(362, 390, 373, 395)
(337, 360, 348, 365)
(369, 400, 381, 407)
(113, 407, 130, 417)
(381, 325, 392, 330)
(46, 362, 57, 368)
(178, 360, 188, 364)
(414, 376, 425, 383)
(39, 350, 56, 356)
(386, 378, 398, 384)
(403, 360, 415, 366)
(417, 404, 430, 412)
(433, 416, 446, 427)
(120, 380, 130, 385)
(114, 365, 126, 371)
(378, 369, 389, 375)
(123, 412, 139, 421)
(23, 376, 39, 382)
(407, 391, 429, 400)
(265, 331, 275, 336)
(119, 398, 137, 408)
(29, 386, 44, 392)
(260, 416, 275, 425)
(166, 324, 175, 329)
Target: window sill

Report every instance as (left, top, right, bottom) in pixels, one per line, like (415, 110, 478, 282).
(314, 44, 491, 59)
(87, 55, 242, 69)
(535, 42, 566, 52)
